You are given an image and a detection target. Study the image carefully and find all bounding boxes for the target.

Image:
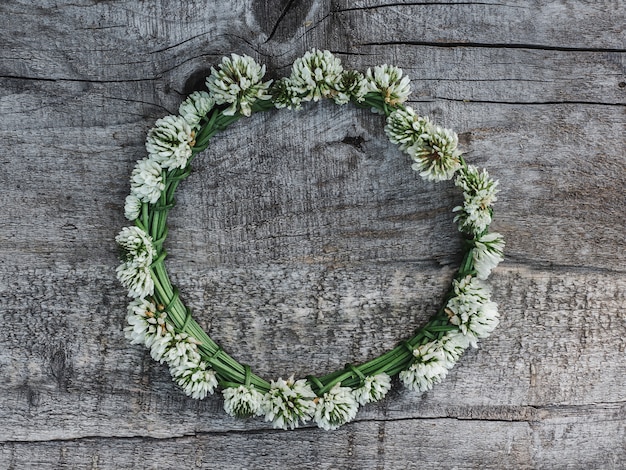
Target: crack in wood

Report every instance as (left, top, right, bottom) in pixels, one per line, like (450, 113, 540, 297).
(359, 40, 626, 54)
(499, 259, 626, 276)
(332, 2, 523, 14)
(265, 0, 300, 44)
(428, 97, 626, 107)
(0, 74, 157, 84)
(147, 32, 214, 56)
(3, 401, 624, 444)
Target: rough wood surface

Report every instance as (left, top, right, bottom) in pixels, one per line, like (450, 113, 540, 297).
(1, 0, 625, 468)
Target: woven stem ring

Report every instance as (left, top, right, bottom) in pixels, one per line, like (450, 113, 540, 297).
(116, 49, 505, 431)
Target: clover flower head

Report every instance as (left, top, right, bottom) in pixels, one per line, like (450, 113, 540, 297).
(223, 384, 265, 418)
(472, 232, 505, 280)
(262, 376, 316, 430)
(179, 90, 215, 129)
(130, 158, 165, 204)
(149, 329, 174, 363)
(447, 275, 491, 324)
(271, 77, 303, 110)
(365, 64, 411, 106)
(446, 276, 499, 347)
(116, 226, 156, 298)
(353, 373, 392, 406)
(162, 332, 201, 369)
(172, 361, 218, 399)
(440, 330, 471, 363)
(464, 300, 499, 347)
(314, 383, 359, 431)
(454, 165, 499, 235)
(124, 194, 142, 221)
(124, 298, 166, 347)
(146, 115, 195, 170)
(116, 226, 155, 266)
(399, 340, 453, 392)
(288, 49, 344, 103)
(333, 70, 368, 105)
(117, 265, 153, 299)
(206, 53, 272, 117)
(385, 106, 431, 151)
(408, 125, 462, 181)
(148, 317, 172, 349)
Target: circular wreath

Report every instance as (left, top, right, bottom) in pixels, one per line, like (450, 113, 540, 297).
(117, 49, 504, 431)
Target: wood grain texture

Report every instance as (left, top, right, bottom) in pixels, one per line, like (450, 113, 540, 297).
(1, 0, 624, 468)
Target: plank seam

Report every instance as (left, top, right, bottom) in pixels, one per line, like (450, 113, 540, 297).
(333, 2, 526, 13)
(359, 41, 626, 54)
(0, 74, 158, 84)
(428, 97, 626, 107)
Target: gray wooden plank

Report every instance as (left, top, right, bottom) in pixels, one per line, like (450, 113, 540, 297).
(2, 88, 624, 271)
(1, 1, 624, 82)
(331, 46, 626, 106)
(330, 0, 626, 50)
(1, 405, 624, 469)
(0, 0, 247, 81)
(1, 266, 625, 441)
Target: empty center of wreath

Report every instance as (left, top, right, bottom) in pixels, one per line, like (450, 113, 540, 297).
(164, 102, 461, 378)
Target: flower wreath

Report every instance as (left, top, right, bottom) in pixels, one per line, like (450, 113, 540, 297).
(117, 49, 504, 431)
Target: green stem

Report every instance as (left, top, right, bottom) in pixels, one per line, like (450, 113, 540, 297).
(149, 243, 272, 391)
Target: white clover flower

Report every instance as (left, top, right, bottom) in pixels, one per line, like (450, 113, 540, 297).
(333, 70, 368, 105)
(446, 275, 499, 347)
(124, 194, 142, 221)
(146, 115, 195, 170)
(117, 265, 153, 299)
(162, 333, 201, 369)
(408, 125, 462, 181)
(454, 165, 499, 235)
(385, 106, 431, 151)
(125, 298, 154, 346)
(223, 384, 265, 418)
(472, 232, 505, 280)
(262, 376, 316, 430)
(206, 53, 272, 117)
(439, 330, 470, 363)
(116, 226, 156, 298)
(179, 90, 214, 129)
(124, 298, 167, 347)
(116, 226, 155, 266)
(129, 307, 174, 363)
(399, 340, 453, 392)
(314, 383, 359, 431)
(365, 64, 411, 106)
(446, 275, 490, 328)
(172, 361, 218, 400)
(150, 330, 174, 363)
(130, 158, 165, 204)
(464, 300, 499, 347)
(271, 78, 303, 110)
(288, 49, 344, 103)
(353, 373, 392, 406)
(456, 206, 492, 237)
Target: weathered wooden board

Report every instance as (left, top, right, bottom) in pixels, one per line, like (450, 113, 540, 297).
(0, 0, 624, 468)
